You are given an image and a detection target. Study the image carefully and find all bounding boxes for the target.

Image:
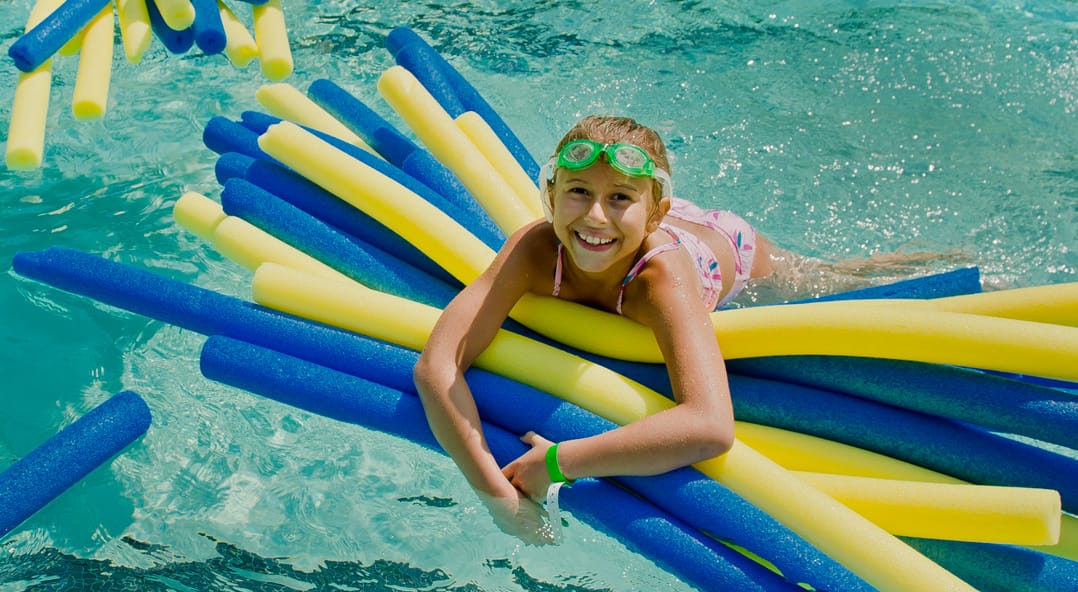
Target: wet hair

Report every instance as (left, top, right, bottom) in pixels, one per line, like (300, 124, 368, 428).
(550, 115, 671, 204)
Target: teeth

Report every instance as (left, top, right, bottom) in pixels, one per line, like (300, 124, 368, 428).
(577, 232, 613, 246)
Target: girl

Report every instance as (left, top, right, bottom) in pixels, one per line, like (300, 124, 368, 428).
(413, 115, 777, 535)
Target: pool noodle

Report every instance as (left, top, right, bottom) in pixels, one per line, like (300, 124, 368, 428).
(254, 84, 375, 152)
(729, 355, 1078, 450)
(203, 115, 272, 160)
(214, 151, 257, 184)
(257, 120, 1078, 381)
(218, 177, 460, 307)
(792, 266, 982, 303)
(250, 264, 978, 592)
(173, 191, 227, 242)
(12, 246, 1024, 585)
(151, 0, 195, 31)
(71, 4, 114, 121)
(0, 391, 151, 539)
(117, 0, 152, 63)
(904, 537, 1078, 592)
(385, 26, 540, 180)
(146, 0, 195, 54)
(791, 472, 1058, 545)
(197, 336, 801, 592)
(8, 0, 111, 73)
(217, 0, 259, 67)
(305, 78, 506, 242)
(376, 67, 539, 234)
(5, 0, 64, 171)
(252, 0, 292, 81)
(455, 111, 542, 219)
(189, 0, 226, 55)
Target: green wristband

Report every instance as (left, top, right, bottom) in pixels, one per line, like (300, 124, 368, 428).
(545, 442, 573, 484)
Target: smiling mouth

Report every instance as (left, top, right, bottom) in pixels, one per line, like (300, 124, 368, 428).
(575, 231, 615, 249)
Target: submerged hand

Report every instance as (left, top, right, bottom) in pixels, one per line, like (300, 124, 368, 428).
(501, 431, 555, 502)
(478, 487, 554, 546)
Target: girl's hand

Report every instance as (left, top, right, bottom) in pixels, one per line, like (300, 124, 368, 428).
(501, 431, 556, 501)
(477, 487, 554, 546)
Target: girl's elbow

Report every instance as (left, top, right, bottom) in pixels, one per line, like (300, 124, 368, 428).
(695, 415, 735, 460)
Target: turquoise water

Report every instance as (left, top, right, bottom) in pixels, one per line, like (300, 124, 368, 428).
(1, 1, 1076, 590)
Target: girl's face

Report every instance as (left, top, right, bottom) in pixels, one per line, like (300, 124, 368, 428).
(549, 162, 662, 276)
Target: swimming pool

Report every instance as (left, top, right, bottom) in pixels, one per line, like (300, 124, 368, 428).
(1, 0, 1076, 590)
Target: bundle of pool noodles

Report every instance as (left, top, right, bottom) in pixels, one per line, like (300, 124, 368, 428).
(11, 24, 1078, 592)
(170, 28, 1078, 590)
(0, 391, 151, 539)
(5, 0, 293, 171)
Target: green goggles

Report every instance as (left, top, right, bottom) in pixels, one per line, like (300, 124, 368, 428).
(545, 139, 673, 199)
(557, 139, 657, 177)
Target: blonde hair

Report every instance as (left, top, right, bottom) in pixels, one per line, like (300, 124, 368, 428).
(550, 115, 671, 204)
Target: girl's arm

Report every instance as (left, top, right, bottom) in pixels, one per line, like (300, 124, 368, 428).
(503, 249, 735, 498)
(413, 222, 547, 498)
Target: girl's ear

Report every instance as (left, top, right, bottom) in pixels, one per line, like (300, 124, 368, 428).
(646, 197, 671, 234)
(539, 180, 555, 223)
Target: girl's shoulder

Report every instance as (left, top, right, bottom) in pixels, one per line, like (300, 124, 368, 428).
(495, 220, 560, 292)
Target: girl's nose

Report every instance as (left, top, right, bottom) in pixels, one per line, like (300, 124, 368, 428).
(584, 198, 608, 223)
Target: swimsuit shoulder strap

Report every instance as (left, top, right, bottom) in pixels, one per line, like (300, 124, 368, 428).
(616, 226, 681, 315)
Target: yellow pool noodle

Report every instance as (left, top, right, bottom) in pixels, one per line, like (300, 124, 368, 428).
(5, 0, 65, 171)
(117, 0, 152, 63)
(252, 0, 292, 81)
(254, 83, 375, 152)
(151, 0, 195, 31)
(218, 0, 258, 68)
(72, 5, 115, 120)
(455, 111, 542, 220)
(794, 471, 1059, 545)
(377, 65, 538, 234)
(172, 190, 348, 282)
(735, 422, 966, 483)
(173, 192, 227, 242)
(926, 282, 1078, 326)
(257, 121, 494, 284)
(250, 263, 978, 591)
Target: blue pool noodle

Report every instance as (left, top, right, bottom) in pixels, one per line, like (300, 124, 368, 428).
(199, 335, 806, 592)
(729, 355, 1078, 451)
(215, 151, 258, 185)
(145, 0, 195, 54)
(12, 248, 871, 590)
(219, 177, 460, 307)
(904, 537, 1078, 592)
(385, 27, 541, 180)
(794, 267, 981, 302)
(0, 391, 151, 539)
(8, 0, 112, 72)
(204, 116, 271, 160)
(189, 0, 227, 55)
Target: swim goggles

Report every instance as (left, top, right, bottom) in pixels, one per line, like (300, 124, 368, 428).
(538, 139, 673, 221)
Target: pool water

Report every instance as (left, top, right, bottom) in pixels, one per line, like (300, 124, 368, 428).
(1, 1, 1076, 590)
